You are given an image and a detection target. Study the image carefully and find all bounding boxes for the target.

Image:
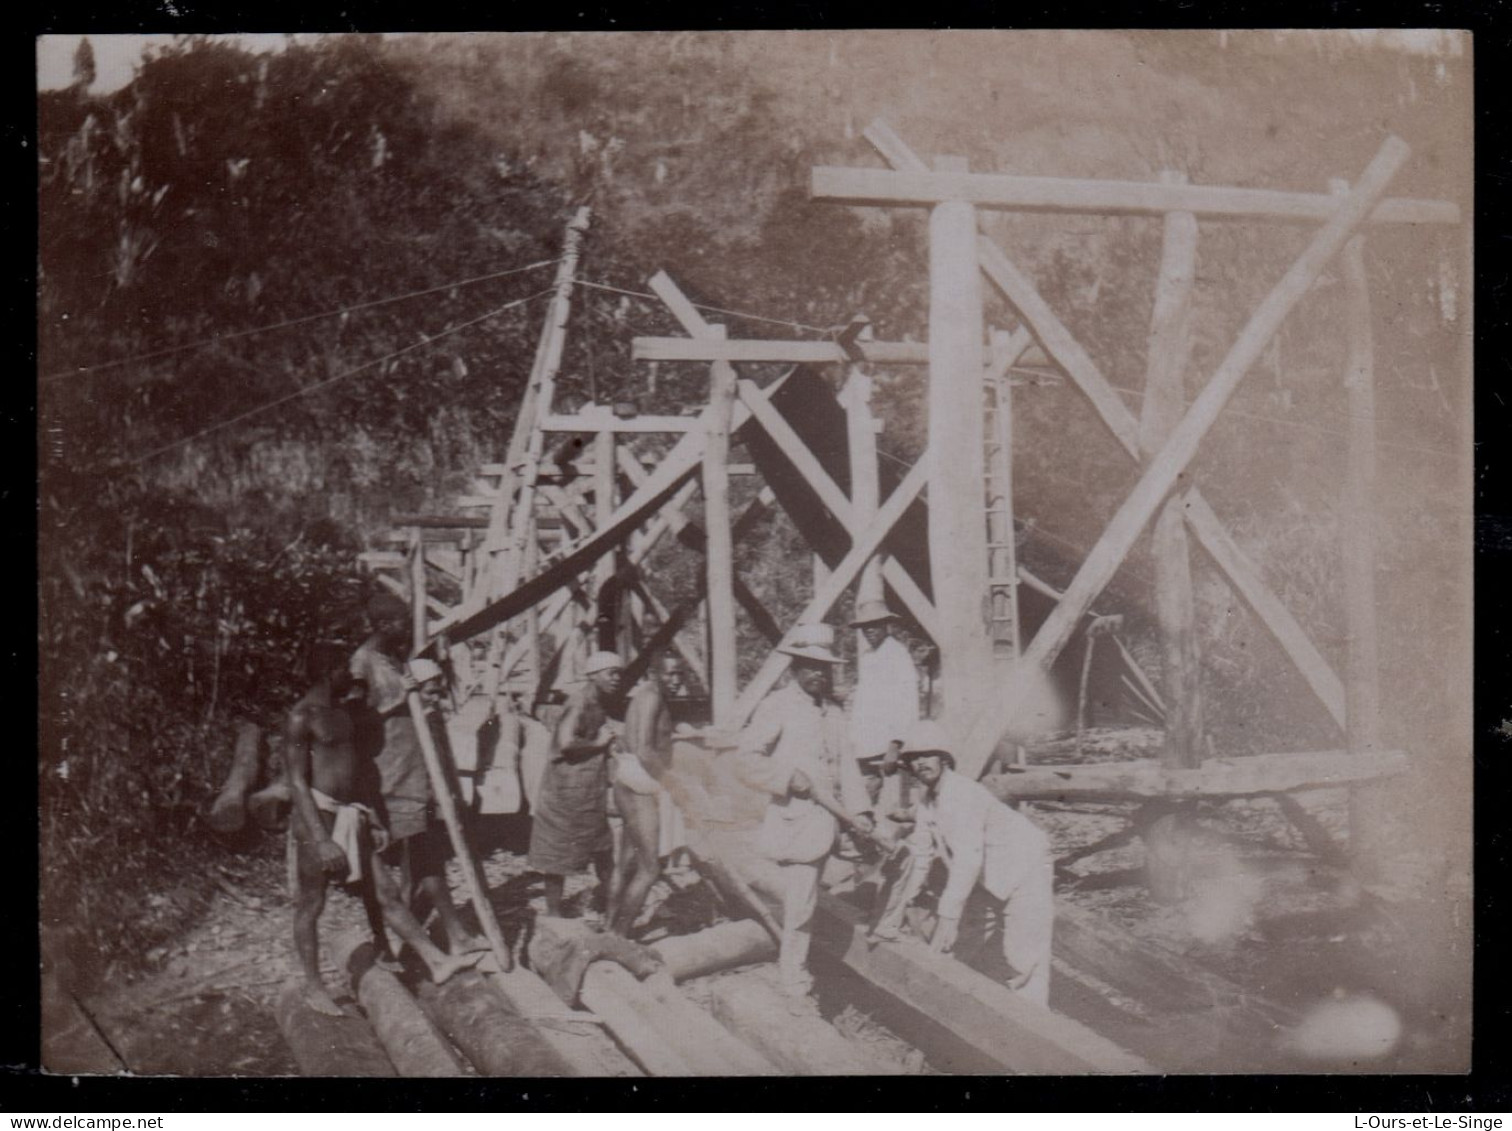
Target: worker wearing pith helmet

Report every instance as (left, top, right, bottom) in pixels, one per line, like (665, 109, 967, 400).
(845, 598, 920, 820)
(733, 623, 865, 1007)
(873, 719, 1055, 1005)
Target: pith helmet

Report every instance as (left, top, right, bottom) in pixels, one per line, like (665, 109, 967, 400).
(584, 650, 623, 675)
(849, 599, 900, 628)
(778, 623, 843, 664)
(899, 719, 957, 766)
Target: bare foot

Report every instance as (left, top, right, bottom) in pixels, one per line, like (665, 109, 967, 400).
(302, 981, 346, 1017)
(428, 950, 485, 985)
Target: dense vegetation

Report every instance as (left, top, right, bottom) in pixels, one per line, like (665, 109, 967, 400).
(38, 32, 1471, 986)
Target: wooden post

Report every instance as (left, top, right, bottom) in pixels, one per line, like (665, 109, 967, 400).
(408, 528, 428, 651)
(704, 326, 739, 727)
(1141, 172, 1203, 770)
(593, 430, 616, 651)
(961, 136, 1411, 776)
(1332, 177, 1386, 867)
(927, 156, 993, 731)
(1139, 172, 1202, 903)
(207, 721, 265, 834)
(842, 366, 883, 605)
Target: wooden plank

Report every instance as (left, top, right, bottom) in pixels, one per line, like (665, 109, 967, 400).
(811, 164, 1457, 224)
(405, 689, 514, 976)
(377, 572, 449, 619)
(1141, 171, 1203, 770)
(706, 971, 884, 1075)
(961, 137, 1408, 774)
(985, 749, 1409, 801)
(732, 458, 928, 725)
(928, 184, 994, 727)
(811, 894, 1149, 1074)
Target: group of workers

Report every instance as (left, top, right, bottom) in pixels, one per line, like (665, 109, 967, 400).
(283, 590, 1053, 1017)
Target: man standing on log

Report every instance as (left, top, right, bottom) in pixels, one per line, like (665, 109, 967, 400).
(606, 653, 686, 937)
(845, 598, 920, 822)
(349, 593, 486, 958)
(735, 624, 870, 1004)
(285, 659, 482, 1016)
(873, 720, 1054, 1005)
(530, 650, 622, 919)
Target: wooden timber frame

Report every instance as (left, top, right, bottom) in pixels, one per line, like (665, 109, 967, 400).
(356, 121, 1457, 852)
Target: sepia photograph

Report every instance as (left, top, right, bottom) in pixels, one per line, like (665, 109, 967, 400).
(37, 29, 1472, 1079)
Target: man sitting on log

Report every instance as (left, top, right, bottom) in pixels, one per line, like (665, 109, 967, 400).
(872, 720, 1055, 1006)
(734, 624, 872, 1005)
(285, 657, 482, 1016)
(349, 593, 487, 958)
(529, 650, 623, 919)
(606, 653, 687, 937)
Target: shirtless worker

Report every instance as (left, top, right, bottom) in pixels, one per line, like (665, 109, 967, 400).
(285, 661, 481, 1015)
(349, 593, 486, 957)
(606, 654, 687, 937)
(529, 651, 623, 919)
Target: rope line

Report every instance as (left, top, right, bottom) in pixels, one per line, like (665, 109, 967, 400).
(125, 288, 554, 466)
(42, 257, 564, 384)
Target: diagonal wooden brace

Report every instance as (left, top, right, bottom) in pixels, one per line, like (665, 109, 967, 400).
(958, 135, 1411, 776)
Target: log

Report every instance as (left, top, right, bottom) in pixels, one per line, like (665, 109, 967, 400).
(274, 982, 396, 1078)
(414, 968, 576, 1077)
(334, 936, 468, 1077)
(486, 967, 642, 1076)
(208, 721, 265, 834)
(985, 749, 1409, 802)
(811, 894, 1149, 1074)
(962, 136, 1410, 774)
(704, 326, 739, 726)
(1141, 171, 1203, 771)
(529, 917, 780, 1076)
(705, 969, 885, 1075)
(810, 162, 1457, 224)
(247, 778, 292, 830)
(928, 184, 994, 728)
(651, 919, 777, 982)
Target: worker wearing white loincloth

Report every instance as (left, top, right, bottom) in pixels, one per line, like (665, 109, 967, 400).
(874, 720, 1054, 1005)
(606, 654, 688, 936)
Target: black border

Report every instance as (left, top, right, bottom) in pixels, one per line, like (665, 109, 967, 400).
(14, 1, 1509, 1112)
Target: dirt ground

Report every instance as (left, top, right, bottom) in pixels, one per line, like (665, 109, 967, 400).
(42, 732, 1471, 1078)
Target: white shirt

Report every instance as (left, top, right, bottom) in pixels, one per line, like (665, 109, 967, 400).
(848, 634, 920, 761)
(900, 769, 1050, 921)
(735, 682, 846, 865)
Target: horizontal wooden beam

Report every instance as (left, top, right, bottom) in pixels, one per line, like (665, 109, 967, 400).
(635, 336, 929, 365)
(812, 165, 1458, 224)
(986, 749, 1408, 802)
(540, 413, 698, 433)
